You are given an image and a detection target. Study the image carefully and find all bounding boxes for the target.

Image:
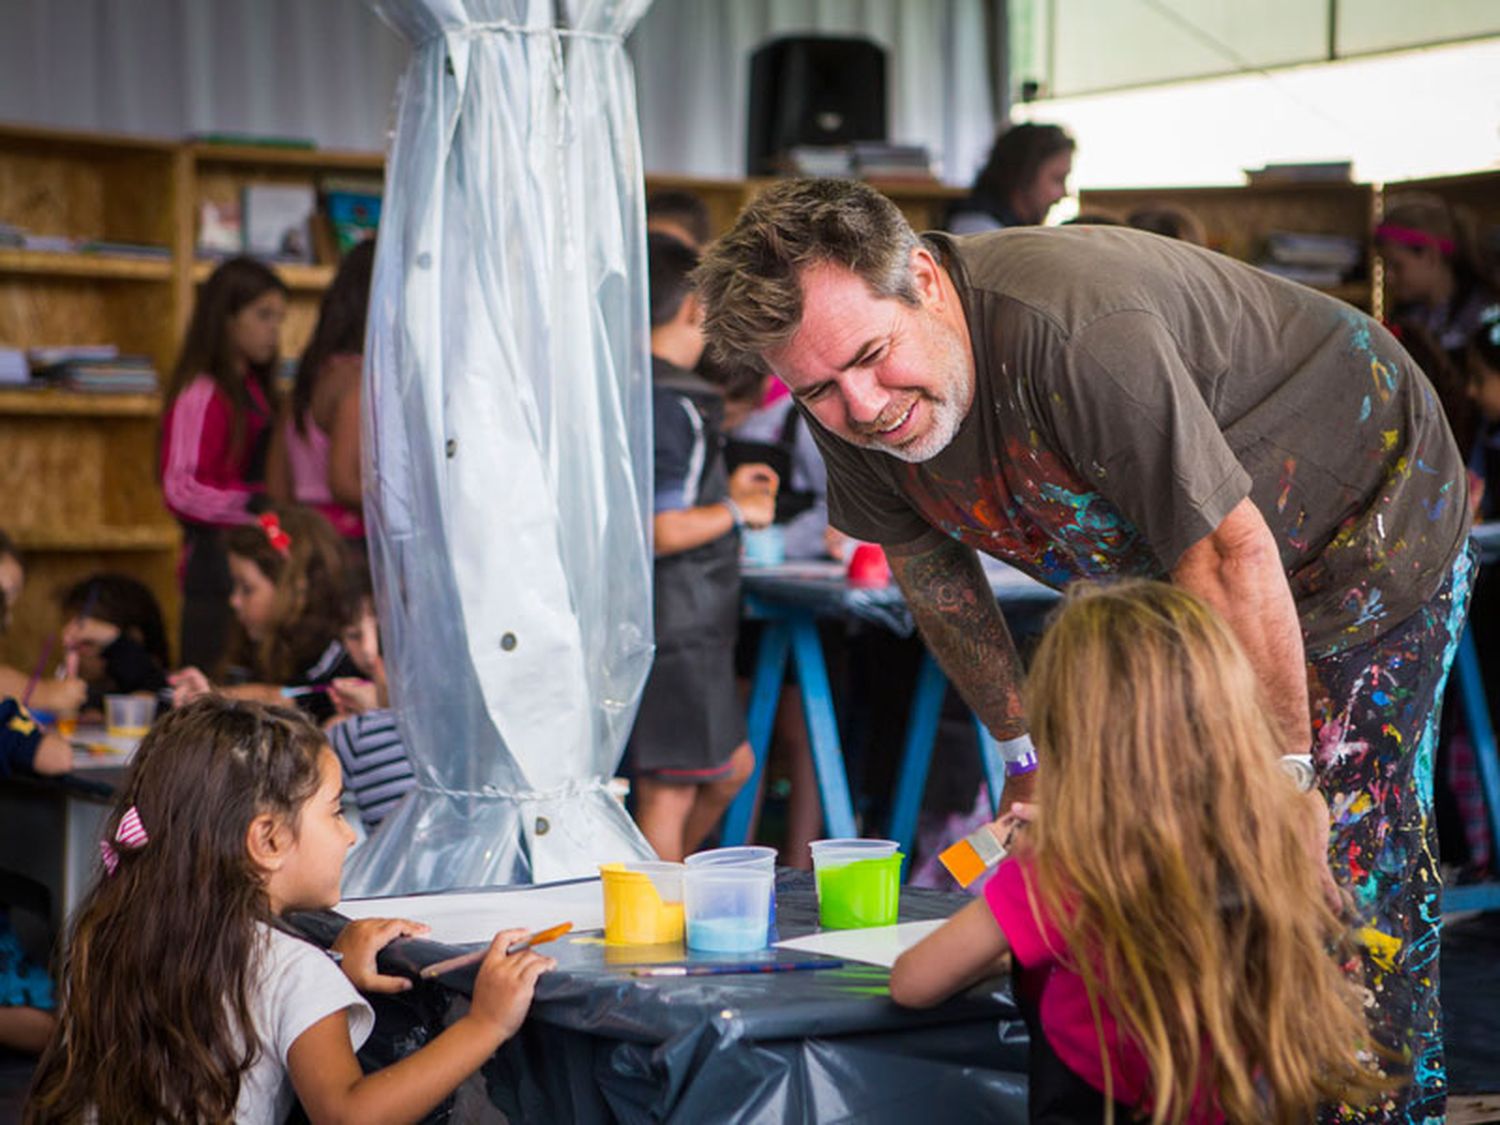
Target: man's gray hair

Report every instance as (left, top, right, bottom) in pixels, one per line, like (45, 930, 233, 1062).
(692, 178, 921, 374)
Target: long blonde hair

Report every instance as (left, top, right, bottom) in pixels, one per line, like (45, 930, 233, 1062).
(1025, 580, 1388, 1124)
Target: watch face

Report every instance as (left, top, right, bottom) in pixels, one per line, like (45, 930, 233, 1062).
(1280, 755, 1316, 792)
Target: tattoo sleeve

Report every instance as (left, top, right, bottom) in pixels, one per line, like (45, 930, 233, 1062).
(888, 538, 1027, 739)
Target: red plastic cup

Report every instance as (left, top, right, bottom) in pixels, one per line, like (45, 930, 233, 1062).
(846, 543, 891, 587)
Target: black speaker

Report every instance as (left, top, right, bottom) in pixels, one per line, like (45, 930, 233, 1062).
(746, 35, 888, 176)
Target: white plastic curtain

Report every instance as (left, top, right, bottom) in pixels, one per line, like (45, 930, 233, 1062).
(345, 0, 657, 893)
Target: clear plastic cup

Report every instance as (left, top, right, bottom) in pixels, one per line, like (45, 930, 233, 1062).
(687, 845, 778, 934)
(810, 838, 903, 929)
(685, 865, 774, 953)
(105, 693, 156, 738)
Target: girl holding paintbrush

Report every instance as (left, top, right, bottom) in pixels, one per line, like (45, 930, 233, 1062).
(170, 504, 360, 724)
(891, 581, 1390, 1124)
(28, 698, 553, 1124)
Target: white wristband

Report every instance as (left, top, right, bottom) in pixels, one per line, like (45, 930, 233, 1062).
(997, 733, 1038, 778)
(723, 497, 746, 530)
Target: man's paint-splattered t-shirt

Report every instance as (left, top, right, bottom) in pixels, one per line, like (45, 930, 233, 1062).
(814, 226, 1469, 658)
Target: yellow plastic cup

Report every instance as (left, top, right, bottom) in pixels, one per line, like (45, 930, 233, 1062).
(105, 693, 156, 738)
(599, 862, 685, 945)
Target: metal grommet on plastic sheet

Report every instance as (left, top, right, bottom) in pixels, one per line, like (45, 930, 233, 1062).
(500, 632, 517, 652)
(445, 438, 457, 458)
(416, 251, 432, 269)
(535, 817, 550, 836)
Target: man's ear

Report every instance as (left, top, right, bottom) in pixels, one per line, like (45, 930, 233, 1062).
(909, 245, 945, 309)
(678, 290, 705, 329)
(246, 812, 290, 873)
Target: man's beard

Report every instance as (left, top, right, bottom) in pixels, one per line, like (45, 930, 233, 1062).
(847, 323, 971, 464)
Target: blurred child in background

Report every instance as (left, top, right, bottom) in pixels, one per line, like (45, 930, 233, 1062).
(170, 504, 358, 724)
(160, 256, 288, 671)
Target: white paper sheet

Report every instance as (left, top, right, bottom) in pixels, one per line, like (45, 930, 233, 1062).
(336, 877, 604, 946)
(69, 726, 139, 771)
(773, 919, 945, 968)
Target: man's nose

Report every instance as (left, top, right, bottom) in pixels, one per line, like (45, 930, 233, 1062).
(842, 367, 889, 424)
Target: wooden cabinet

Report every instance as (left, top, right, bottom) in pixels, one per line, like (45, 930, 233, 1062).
(1078, 181, 1380, 313)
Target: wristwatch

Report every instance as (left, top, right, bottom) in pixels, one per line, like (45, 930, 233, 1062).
(1279, 753, 1316, 792)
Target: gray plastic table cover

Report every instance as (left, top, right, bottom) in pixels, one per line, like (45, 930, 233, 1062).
(293, 872, 1028, 1124)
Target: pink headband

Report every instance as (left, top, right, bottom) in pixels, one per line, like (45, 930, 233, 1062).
(100, 805, 148, 875)
(1375, 223, 1455, 255)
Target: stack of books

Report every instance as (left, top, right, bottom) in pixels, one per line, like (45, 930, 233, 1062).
(851, 142, 934, 181)
(29, 347, 157, 394)
(1244, 161, 1354, 186)
(1256, 230, 1363, 289)
(779, 145, 855, 177)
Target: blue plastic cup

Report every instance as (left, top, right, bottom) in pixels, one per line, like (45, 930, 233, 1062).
(685, 865, 775, 953)
(687, 846, 777, 935)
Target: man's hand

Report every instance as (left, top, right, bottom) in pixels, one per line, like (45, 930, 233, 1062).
(332, 917, 432, 994)
(729, 463, 779, 529)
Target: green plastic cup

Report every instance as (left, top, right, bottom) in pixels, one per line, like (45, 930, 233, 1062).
(811, 842, 903, 929)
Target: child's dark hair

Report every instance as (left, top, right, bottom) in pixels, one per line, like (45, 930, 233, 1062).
(26, 698, 326, 1123)
(1473, 303, 1500, 377)
(647, 188, 712, 248)
(969, 122, 1074, 214)
(223, 504, 349, 683)
(165, 256, 289, 458)
(291, 239, 375, 435)
(341, 554, 375, 628)
(57, 572, 171, 669)
(648, 232, 700, 328)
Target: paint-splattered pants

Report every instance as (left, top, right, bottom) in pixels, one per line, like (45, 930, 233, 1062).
(1310, 545, 1474, 1125)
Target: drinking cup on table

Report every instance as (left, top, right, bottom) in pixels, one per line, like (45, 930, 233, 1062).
(687, 845, 778, 934)
(741, 524, 786, 567)
(105, 693, 156, 738)
(685, 865, 774, 953)
(810, 838, 903, 929)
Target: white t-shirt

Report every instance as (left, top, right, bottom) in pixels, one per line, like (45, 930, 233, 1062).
(236, 924, 375, 1124)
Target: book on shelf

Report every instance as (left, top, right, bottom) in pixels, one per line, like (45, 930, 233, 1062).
(198, 198, 244, 256)
(0, 347, 28, 386)
(1244, 161, 1353, 185)
(321, 175, 382, 255)
(31, 353, 157, 394)
(189, 132, 316, 150)
(243, 183, 316, 263)
(851, 141, 936, 181)
(75, 240, 170, 260)
(27, 344, 119, 367)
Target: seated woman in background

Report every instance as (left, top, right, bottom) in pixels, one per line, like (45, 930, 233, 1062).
(946, 122, 1075, 233)
(58, 573, 170, 714)
(267, 239, 374, 544)
(1378, 192, 1498, 363)
(170, 504, 359, 724)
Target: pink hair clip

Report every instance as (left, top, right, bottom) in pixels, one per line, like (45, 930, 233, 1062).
(258, 512, 292, 556)
(100, 805, 149, 876)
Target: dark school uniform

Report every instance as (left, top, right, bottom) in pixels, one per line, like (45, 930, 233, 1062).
(628, 357, 747, 782)
(328, 708, 416, 830)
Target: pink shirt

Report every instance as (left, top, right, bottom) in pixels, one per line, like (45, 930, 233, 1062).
(985, 856, 1226, 1122)
(283, 414, 364, 539)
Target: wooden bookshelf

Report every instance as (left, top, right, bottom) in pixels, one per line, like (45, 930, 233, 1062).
(1078, 181, 1380, 313)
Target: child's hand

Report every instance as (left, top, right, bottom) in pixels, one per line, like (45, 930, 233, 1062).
(332, 917, 432, 994)
(729, 463, 780, 529)
(466, 928, 556, 1042)
(33, 676, 87, 715)
(330, 677, 378, 718)
(168, 666, 213, 707)
(988, 802, 1037, 854)
(31, 731, 73, 776)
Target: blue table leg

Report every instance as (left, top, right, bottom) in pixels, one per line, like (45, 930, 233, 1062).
(887, 654, 948, 861)
(1446, 625, 1500, 913)
(721, 623, 790, 846)
(790, 619, 859, 839)
(973, 718, 1006, 817)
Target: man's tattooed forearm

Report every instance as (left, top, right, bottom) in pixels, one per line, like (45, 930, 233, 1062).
(890, 539, 1027, 737)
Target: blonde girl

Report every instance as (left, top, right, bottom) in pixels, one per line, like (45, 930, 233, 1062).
(891, 580, 1387, 1124)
